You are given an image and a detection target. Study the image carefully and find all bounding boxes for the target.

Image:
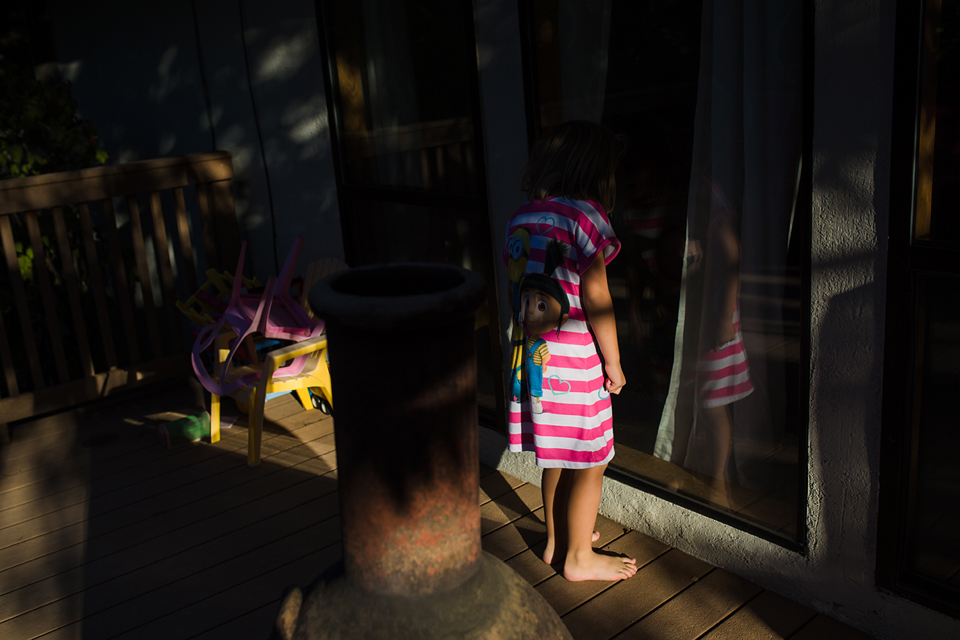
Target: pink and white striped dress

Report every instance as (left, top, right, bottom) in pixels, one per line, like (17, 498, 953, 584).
(695, 182, 754, 409)
(696, 308, 754, 408)
(502, 197, 620, 469)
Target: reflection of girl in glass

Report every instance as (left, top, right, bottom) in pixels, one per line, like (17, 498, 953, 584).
(686, 179, 754, 494)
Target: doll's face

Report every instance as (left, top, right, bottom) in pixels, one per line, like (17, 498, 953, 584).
(521, 289, 567, 336)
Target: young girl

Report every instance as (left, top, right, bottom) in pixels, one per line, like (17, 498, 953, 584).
(503, 120, 637, 581)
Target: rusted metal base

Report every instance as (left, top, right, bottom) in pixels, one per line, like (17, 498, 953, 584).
(274, 552, 572, 640)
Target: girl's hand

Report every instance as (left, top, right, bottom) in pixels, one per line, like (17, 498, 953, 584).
(685, 239, 703, 275)
(583, 257, 625, 396)
(604, 362, 626, 395)
(715, 320, 736, 350)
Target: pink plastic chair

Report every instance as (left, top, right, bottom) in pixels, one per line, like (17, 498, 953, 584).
(190, 243, 276, 396)
(258, 236, 325, 342)
(190, 236, 320, 396)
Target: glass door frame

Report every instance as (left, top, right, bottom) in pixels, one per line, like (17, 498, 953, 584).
(878, 0, 960, 619)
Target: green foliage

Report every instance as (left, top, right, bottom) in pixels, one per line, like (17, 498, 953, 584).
(0, 58, 114, 391)
(0, 57, 108, 179)
(0, 15, 120, 394)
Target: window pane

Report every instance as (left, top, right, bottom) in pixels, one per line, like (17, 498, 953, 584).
(344, 198, 497, 414)
(884, 2, 960, 617)
(917, 1, 960, 242)
(524, 0, 805, 539)
(322, 0, 502, 423)
(904, 274, 960, 601)
(326, 0, 479, 193)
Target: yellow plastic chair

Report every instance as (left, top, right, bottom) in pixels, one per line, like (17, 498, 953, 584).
(176, 268, 262, 328)
(208, 255, 348, 466)
(210, 331, 332, 465)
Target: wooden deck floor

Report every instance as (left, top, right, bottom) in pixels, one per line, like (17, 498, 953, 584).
(0, 379, 875, 639)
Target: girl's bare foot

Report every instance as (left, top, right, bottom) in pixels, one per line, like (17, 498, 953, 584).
(542, 531, 601, 566)
(562, 551, 638, 582)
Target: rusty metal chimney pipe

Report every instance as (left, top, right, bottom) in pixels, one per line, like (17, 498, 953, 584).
(274, 263, 571, 640)
(316, 263, 485, 597)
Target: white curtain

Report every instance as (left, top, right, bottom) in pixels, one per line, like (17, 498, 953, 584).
(653, 0, 804, 490)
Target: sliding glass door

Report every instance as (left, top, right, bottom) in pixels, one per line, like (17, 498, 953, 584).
(879, 0, 960, 618)
(520, 0, 809, 546)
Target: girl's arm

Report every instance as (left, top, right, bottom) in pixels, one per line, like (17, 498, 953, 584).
(581, 255, 625, 394)
(710, 218, 741, 348)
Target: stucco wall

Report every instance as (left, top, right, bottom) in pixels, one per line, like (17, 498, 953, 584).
(479, 1, 960, 638)
(47, 0, 343, 280)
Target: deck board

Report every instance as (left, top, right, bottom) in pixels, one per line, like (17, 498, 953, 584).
(561, 549, 712, 640)
(0, 379, 876, 640)
(699, 590, 817, 640)
(0, 436, 329, 576)
(480, 481, 543, 535)
(613, 568, 765, 639)
(537, 532, 674, 618)
(788, 614, 878, 640)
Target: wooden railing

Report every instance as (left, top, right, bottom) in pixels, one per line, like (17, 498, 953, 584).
(0, 152, 241, 438)
(341, 117, 476, 190)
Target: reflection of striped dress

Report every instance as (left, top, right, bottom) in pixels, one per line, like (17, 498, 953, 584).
(696, 308, 754, 408)
(502, 197, 621, 469)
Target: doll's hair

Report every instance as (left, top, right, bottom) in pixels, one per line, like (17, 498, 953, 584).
(522, 120, 627, 213)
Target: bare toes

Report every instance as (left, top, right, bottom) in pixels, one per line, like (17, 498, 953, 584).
(563, 553, 639, 582)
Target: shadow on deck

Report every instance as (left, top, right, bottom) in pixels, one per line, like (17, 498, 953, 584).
(0, 379, 874, 639)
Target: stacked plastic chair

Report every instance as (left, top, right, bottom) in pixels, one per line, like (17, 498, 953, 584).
(190, 237, 341, 465)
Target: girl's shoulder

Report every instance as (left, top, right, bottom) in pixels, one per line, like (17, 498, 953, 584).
(513, 197, 608, 225)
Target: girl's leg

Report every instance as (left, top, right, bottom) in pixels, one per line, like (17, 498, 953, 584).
(701, 404, 737, 508)
(541, 467, 566, 565)
(562, 465, 638, 581)
(542, 468, 602, 566)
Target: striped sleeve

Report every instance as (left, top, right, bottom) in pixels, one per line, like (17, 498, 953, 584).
(503, 198, 620, 275)
(566, 199, 620, 275)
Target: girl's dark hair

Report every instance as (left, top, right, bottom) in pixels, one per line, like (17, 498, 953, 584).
(522, 120, 627, 212)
